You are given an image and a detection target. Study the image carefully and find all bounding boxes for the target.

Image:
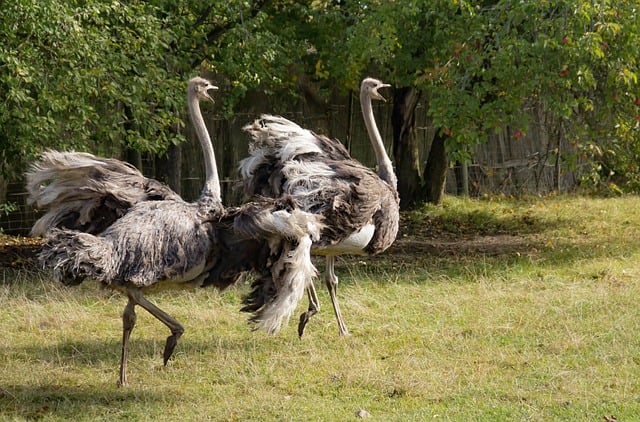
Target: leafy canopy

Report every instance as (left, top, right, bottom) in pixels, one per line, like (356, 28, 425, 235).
(306, 0, 639, 188)
(0, 0, 187, 176)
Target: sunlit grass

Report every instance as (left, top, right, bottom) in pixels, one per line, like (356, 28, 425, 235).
(2, 195, 640, 420)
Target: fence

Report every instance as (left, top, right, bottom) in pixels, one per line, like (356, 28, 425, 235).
(0, 97, 581, 235)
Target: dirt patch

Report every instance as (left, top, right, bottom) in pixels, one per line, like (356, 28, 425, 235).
(0, 215, 534, 269)
(390, 233, 532, 258)
(0, 234, 42, 268)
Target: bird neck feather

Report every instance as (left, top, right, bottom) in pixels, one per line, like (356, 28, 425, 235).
(188, 93, 221, 203)
(360, 88, 397, 190)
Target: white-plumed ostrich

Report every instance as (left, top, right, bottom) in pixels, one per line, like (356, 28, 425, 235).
(240, 77, 400, 336)
(32, 77, 323, 386)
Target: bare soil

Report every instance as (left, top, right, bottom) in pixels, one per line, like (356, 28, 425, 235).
(0, 234, 43, 268)
(390, 213, 534, 258)
(0, 213, 531, 269)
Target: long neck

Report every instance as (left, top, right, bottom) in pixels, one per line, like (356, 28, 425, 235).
(360, 88, 397, 190)
(188, 94, 221, 203)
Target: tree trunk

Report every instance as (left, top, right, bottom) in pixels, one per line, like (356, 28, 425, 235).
(423, 133, 448, 205)
(454, 160, 469, 196)
(168, 144, 182, 195)
(123, 104, 142, 171)
(0, 173, 7, 205)
(391, 86, 422, 210)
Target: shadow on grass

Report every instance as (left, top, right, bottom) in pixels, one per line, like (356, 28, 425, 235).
(0, 382, 161, 419)
(0, 332, 264, 419)
(402, 202, 570, 238)
(1, 328, 264, 370)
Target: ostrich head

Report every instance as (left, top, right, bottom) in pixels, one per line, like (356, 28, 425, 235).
(188, 77, 219, 103)
(361, 77, 391, 102)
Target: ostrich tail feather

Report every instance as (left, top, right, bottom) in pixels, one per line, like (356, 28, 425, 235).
(26, 150, 180, 236)
(240, 115, 323, 174)
(39, 229, 114, 285)
(250, 235, 316, 335)
(256, 208, 324, 242)
(234, 202, 324, 243)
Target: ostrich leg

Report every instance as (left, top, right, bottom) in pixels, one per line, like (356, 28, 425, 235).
(118, 297, 137, 387)
(325, 255, 350, 336)
(298, 282, 320, 337)
(127, 288, 185, 366)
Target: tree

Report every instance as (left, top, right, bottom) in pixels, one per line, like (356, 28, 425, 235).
(3, 0, 637, 208)
(306, 0, 639, 206)
(0, 0, 185, 180)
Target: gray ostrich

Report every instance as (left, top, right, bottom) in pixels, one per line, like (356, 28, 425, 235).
(240, 77, 400, 337)
(33, 77, 324, 386)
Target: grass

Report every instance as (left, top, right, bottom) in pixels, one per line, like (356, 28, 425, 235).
(2, 195, 640, 420)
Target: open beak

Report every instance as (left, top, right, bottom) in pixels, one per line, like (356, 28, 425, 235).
(204, 85, 219, 103)
(373, 83, 391, 102)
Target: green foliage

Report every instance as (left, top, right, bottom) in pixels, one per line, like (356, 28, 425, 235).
(0, 0, 185, 177)
(0, 1, 329, 178)
(0, 201, 17, 216)
(303, 0, 639, 188)
(208, 2, 311, 115)
(1, 0, 637, 194)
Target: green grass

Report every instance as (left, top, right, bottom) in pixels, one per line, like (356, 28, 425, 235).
(2, 195, 640, 420)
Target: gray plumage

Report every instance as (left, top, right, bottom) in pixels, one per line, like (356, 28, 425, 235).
(26, 150, 180, 236)
(239, 77, 400, 337)
(31, 77, 323, 386)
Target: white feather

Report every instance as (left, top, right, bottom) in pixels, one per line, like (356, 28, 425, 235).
(242, 115, 324, 163)
(238, 149, 269, 180)
(253, 235, 316, 335)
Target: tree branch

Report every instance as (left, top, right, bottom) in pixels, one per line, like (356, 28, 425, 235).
(189, 0, 272, 69)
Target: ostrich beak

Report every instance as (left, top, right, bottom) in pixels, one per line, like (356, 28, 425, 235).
(204, 85, 219, 103)
(372, 83, 391, 102)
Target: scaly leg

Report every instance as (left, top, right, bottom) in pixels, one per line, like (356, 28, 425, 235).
(127, 287, 185, 368)
(325, 255, 350, 336)
(298, 282, 320, 338)
(118, 297, 137, 387)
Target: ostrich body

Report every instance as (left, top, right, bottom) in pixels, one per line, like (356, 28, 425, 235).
(240, 77, 400, 336)
(32, 77, 323, 385)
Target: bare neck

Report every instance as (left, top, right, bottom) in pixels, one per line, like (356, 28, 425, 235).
(188, 95, 221, 203)
(360, 89, 397, 190)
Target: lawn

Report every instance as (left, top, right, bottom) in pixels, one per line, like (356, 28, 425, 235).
(1, 195, 639, 421)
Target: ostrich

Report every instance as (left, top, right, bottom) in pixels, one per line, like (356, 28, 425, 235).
(33, 77, 324, 386)
(240, 77, 400, 337)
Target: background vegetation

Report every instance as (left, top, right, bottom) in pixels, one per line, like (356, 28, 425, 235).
(1, 0, 638, 208)
(2, 195, 640, 420)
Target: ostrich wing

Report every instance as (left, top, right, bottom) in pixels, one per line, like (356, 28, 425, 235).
(26, 150, 180, 236)
(240, 116, 399, 252)
(39, 200, 215, 288)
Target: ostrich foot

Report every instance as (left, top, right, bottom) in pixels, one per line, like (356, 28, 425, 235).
(162, 329, 184, 365)
(297, 309, 317, 338)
